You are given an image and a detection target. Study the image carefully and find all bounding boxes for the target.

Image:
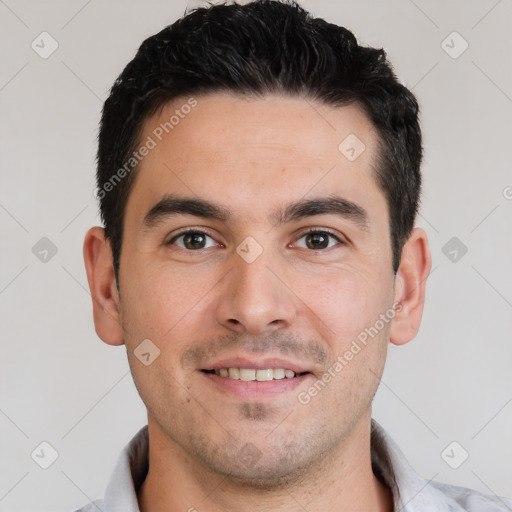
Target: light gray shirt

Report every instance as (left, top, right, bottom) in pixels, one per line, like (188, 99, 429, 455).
(74, 419, 512, 511)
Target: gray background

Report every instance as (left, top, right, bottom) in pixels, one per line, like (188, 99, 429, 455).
(1, 1, 511, 511)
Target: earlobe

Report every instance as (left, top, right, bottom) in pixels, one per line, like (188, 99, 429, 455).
(390, 227, 432, 346)
(83, 226, 124, 346)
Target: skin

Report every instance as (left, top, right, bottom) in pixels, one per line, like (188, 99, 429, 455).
(84, 92, 431, 512)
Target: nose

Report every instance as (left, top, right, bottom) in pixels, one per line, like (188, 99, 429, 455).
(215, 250, 297, 335)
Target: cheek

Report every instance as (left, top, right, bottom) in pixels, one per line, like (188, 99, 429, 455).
(295, 266, 394, 349)
(121, 262, 220, 346)
(120, 267, 201, 410)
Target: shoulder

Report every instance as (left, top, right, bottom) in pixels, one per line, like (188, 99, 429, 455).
(431, 480, 512, 511)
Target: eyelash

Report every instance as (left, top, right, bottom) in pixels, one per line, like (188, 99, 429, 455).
(167, 227, 344, 250)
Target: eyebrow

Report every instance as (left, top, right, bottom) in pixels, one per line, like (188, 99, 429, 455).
(142, 194, 369, 230)
(142, 195, 230, 229)
(273, 196, 369, 229)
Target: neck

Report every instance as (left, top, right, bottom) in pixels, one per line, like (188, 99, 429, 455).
(137, 412, 393, 512)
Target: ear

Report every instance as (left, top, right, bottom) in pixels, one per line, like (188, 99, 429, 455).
(83, 226, 124, 346)
(390, 227, 432, 346)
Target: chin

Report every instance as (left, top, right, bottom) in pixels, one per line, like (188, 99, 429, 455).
(210, 455, 313, 490)
(186, 430, 326, 490)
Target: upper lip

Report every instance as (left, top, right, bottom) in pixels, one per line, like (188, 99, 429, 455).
(201, 356, 311, 374)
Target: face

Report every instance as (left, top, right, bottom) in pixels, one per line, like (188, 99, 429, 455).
(117, 93, 398, 485)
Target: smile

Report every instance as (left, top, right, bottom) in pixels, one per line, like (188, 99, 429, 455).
(202, 368, 309, 381)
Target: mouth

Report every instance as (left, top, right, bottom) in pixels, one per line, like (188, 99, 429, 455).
(199, 358, 313, 399)
(201, 367, 310, 381)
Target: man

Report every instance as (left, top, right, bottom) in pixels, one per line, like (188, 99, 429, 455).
(80, 1, 511, 511)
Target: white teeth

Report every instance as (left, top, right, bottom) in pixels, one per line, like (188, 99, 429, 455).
(228, 368, 240, 380)
(212, 368, 299, 381)
(239, 368, 256, 381)
(256, 369, 273, 381)
(273, 368, 285, 380)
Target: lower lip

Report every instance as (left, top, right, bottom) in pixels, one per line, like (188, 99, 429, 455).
(200, 372, 311, 400)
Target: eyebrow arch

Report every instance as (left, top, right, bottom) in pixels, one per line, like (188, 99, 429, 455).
(143, 195, 231, 229)
(272, 195, 369, 229)
(142, 194, 369, 231)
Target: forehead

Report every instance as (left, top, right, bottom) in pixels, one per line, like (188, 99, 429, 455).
(125, 92, 385, 225)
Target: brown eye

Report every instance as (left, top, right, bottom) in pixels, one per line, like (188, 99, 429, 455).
(295, 230, 341, 250)
(169, 230, 217, 250)
(305, 232, 329, 249)
(183, 232, 207, 249)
